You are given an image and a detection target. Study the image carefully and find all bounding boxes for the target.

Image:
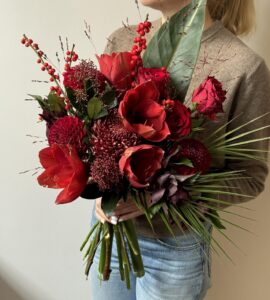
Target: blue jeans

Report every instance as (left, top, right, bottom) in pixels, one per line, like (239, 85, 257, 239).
(89, 209, 212, 300)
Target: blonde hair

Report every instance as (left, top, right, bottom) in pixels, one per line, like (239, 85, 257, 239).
(207, 0, 256, 36)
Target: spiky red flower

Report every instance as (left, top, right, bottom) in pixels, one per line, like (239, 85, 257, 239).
(91, 157, 121, 191)
(90, 110, 141, 191)
(170, 139, 211, 175)
(48, 116, 86, 153)
(63, 60, 107, 94)
(91, 110, 140, 160)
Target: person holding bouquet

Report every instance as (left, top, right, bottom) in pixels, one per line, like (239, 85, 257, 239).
(91, 0, 270, 299)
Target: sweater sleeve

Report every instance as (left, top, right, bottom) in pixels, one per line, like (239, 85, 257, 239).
(213, 58, 270, 209)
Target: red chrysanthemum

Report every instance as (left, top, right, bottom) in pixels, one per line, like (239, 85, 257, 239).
(170, 139, 211, 175)
(48, 116, 86, 153)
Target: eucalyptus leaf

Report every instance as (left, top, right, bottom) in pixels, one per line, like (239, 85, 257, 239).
(142, 0, 206, 100)
(87, 97, 103, 120)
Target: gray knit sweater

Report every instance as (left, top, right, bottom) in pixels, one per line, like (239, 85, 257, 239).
(102, 18, 270, 238)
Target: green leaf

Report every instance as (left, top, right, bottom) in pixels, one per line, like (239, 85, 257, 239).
(95, 107, 109, 119)
(101, 192, 120, 217)
(84, 79, 95, 99)
(87, 97, 103, 120)
(101, 90, 116, 106)
(142, 0, 206, 100)
(28, 94, 46, 108)
(172, 157, 194, 167)
(66, 87, 80, 110)
(206, 209, 226, 229)
(47, 92, 65, 113)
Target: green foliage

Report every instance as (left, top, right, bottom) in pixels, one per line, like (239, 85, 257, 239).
(101, 192, 120, 217)
(142, 0, 206, 100)
(87, 97, 103, 120)
(47, 92, 65, 114)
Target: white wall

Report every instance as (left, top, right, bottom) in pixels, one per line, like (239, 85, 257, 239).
(0, 1, 269, 300)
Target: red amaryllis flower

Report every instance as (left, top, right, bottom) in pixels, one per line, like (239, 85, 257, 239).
(137, 66, 170, 99)
(118, 81, 170, 142)
(37, 144, 88, 204)
(48, 116, 86, 153)
(96, 52, 134, 91)
(192, 76, 227, 120)
(165, 100, 192, 140)
(119, 145, 164, 188)
(170, 139, 211, 175)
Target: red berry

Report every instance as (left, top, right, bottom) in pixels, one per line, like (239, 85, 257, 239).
(131, 71, 136, 77)
(65, 105, 70, 110)
(66, 57, 71, 62)
(25, 42, 30, 47)
(55, 75, 60, 80)
(33, 43, 39, 49)
(28, 39, 33, 44)
(41, 66, 46, 71)
(131, 82, 136, 87)
(145, 27, 150, 33)
(145, 21, 151, 28)
(50, 86, 55, 91)
(37, 58, 42, 64)
(66, 50, 71, 55)
(142, 44, 146, 49)
(21, 38, 26, 44)
(50, 77, 54, 82)
(138, 23, 144, 31)
(139, 30, 145, 36)
(38, 51, 44, 57)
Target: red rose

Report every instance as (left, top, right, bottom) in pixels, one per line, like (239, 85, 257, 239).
(118, 81, 170, 142)
(165, 100, 192, 140)
(169, 139, 211, 175)
(192, 76, 227, 120)
(37, 144, 88, 204)
(137, 66, 170, 99)
(119, 145, 164, 188)
(96, 52, 134, 91)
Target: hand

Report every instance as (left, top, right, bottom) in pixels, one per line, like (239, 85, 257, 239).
(95, 195, 152, 224)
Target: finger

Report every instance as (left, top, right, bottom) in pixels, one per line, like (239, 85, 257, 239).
(95, 203, 111, 223)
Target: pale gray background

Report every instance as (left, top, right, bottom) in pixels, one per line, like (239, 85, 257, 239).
(0, 1, 269, 300)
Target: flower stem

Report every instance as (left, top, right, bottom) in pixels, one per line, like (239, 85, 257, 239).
(122, 220, 145, 277)
(118, 224, 131, 289)
(85, 222, 102, 278)
(80, 221, 99, 251)
(102, 223, 114, 280)
(113, 224, 125, 281)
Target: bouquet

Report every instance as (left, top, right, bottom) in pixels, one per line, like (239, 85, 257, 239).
(21, 0, 269, 289)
